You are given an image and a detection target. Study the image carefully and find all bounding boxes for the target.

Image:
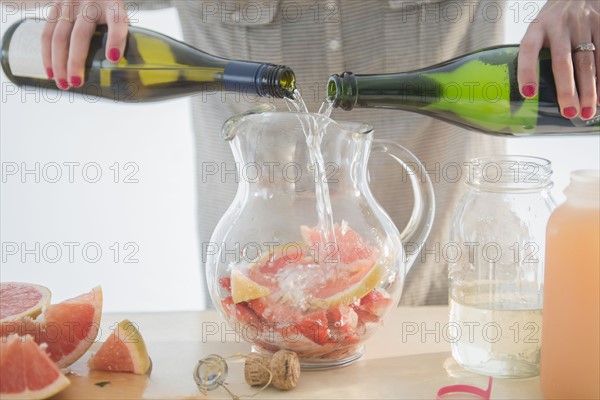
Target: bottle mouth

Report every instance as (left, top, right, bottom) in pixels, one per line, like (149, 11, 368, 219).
(259, 65, 296, 99)
(565, 169, 600, 201)
(466, 155, 553, 191)
(327, 72, 357, 110)
(326, 79, 339, 106)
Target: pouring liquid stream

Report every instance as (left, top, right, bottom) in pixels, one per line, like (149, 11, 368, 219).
(284, 90, 338, 262)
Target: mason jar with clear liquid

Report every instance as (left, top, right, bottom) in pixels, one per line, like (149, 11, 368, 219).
(448, 156, 556, 378)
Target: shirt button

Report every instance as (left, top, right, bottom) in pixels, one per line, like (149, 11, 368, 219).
(329, 39, 341, 51)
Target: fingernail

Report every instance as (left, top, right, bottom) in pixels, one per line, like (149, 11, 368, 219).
(581, 107, 594, 119)
(563, 107, 577, 118)
(108, 48, 121, 62)
(46, 68, 54, 79)
(57, 79, 69, 90)
(522, 84, 536, 98)
(70, 76, 82, 87)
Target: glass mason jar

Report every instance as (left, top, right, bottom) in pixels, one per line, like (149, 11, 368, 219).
(448, 156, 556, 378)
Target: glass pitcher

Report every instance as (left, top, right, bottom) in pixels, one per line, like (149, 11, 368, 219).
(206, 107, 435, 369)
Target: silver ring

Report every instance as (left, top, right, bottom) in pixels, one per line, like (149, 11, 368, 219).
(573, 43, 596, 52)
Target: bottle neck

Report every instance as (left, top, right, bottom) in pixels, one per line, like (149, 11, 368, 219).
(564, 170, 600, 208)
(327, 71, 435, 111)
(223, 61, 295, 98)
(256, 64, 296, 99)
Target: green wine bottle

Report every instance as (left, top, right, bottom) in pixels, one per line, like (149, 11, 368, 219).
(327, 45, 599, 136)
(1, 19, 296, 102)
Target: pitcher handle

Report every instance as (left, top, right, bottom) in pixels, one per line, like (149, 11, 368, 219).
(371, 139, 436, 271)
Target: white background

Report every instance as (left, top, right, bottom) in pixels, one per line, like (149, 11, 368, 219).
(1, 1, 598, 312)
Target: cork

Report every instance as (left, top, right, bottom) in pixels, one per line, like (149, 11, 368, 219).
(243, 350, 301, 391)
(269, 350, 300, 391)
(244, 353, 272, 387)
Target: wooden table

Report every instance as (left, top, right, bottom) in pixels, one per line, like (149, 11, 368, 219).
(54, 306, 544, 399)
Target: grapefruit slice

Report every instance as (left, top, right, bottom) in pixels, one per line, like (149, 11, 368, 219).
(300, 222, 373, 263)
(0, 334, 70, 400)
(246, 243, 310, 289)
(299, 223, 385, 309)
(308, 262, 386, 309)
(0, 287, 103, 368)
(296, 310, 330, 345)
(0, 282, 51, 323)
(231, 271, 270, 304)
(88, 319, 151, 375)
(359, 290, 393, 318)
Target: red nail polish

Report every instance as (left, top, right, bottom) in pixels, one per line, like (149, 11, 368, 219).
(70, 76, 82, 87)
(57, 79, 68, 90)
(563, 107, 577, 118)
(581, 107, 594, 119)
(46, 68, 54, 79)
(108, 48, 121, 62)
(522, 84, 536, 98)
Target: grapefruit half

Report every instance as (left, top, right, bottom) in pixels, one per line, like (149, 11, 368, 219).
(0, 334, 70, 400)
(1, 287, 103, 368)
(0, 283, 51, 323)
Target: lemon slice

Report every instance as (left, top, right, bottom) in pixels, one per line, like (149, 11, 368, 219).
(231, 270, 270, 304)
(309, 262, 387, 310)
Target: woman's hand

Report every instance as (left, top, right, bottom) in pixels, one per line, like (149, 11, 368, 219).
(518, 0, 599, 120)
(42, 0, 129, 89)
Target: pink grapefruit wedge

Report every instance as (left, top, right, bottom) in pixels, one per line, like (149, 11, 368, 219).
(1, 287, 103, 368)
(300, 222, 373, 263)
(88, 319, 151, 375)
(0, 334, 70, 400)
(0, 283, 51, 323)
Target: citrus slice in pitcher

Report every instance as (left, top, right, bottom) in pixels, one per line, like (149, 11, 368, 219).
(231, 270, 270, 304)
(308, 261, 386, 309)
(300, 223, 385, 308)
(246, 243, 312, 289)
(300, 222, 373, 263)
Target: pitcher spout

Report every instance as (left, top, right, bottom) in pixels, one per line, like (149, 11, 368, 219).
(222, 104, 277, 141)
